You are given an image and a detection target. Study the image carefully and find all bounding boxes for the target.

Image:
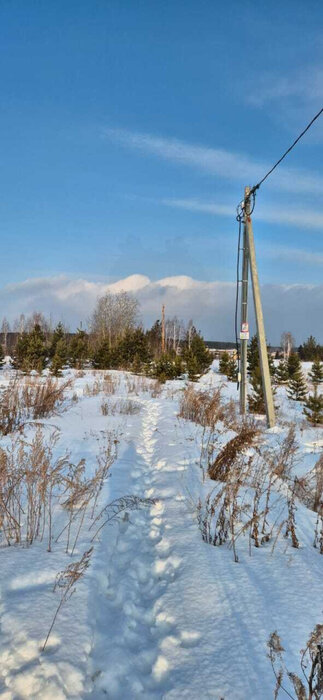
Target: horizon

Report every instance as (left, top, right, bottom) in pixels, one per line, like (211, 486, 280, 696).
(0, 272, 322, 346)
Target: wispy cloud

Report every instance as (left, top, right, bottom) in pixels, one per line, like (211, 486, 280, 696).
(247, 66, 323, 108)
(262, 245, 323, 267)
(104, 127, 323, 195)
(161, 197, 323, 231)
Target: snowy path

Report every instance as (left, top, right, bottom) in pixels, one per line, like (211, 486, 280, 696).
(85, 393, 323, 699)
(86, 398, 192, 698)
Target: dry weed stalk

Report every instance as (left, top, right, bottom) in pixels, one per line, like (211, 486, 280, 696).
(268, 625, 323, 699)
(285, 479, 300, 549)
(0, 376, 72, 435)
(90, 494, 156, 541)
(208, 421, 260, 482)
(100, 399, 141, 416)
(196, 424, 313, 560)
(42, 547, 93, 652)
(58, 433, 118, 554)
(0, 428, 69, 549)
(179, 385, 225, 428)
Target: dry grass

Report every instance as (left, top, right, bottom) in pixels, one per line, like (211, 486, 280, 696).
(83, 374, 118, 397)
(0, 428, 69, 549)
(208, 421, 260, 481)
(197, 426, 319, 561)
(0, 376, 72, 435)
(125, 375, 162, 398)
(268, 625, 323, 699)
(100, 398, 141, 416)
(42, 547, 93, 651)
(0, 426, 119, 554)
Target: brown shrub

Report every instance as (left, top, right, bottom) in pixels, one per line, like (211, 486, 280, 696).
(179, 385, 225, 428)
(208, 422, 260, 481)
(0, 376, 72, 435)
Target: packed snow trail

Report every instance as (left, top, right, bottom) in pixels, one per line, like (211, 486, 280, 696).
(86, 398, 191, 698)
(85, 393, 322, 699)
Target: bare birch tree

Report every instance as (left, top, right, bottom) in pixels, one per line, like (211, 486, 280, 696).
(90, 291, 140, 347)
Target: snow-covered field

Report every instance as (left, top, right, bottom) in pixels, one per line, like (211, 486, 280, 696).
(0, 363, 322, 699)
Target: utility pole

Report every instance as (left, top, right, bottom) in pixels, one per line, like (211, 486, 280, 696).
(244, 186, 276, 428)
(239, 187, 250, 415)
(161, 304, 165, 353)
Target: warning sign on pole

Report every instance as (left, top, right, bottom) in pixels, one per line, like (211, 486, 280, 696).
(240, 322, 249, 340)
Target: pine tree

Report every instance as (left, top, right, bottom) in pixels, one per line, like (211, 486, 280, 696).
(49, 322, 66, 358)
(69, 329, 89, 369)
(247, 335, 275, 377)
(287, 368, 308, 402)
(27, 324, 47, 372)
(12, 332, 29, 371)
(184, 334, 211, 379)
(275, 359, 289, 384)
(219, 351, 230, 375)
(303, 386, 323, 425)
(131, 353, 142, 375)
(51, 338, 68, 376)
(226, 356, 238, 382)
(298, 335, 323, 361)
(146, 320, 162, 358)
(13, 324, 47, 373)
(287, 352, 301, 378)
(153, 354, 182, 382)
(117, 329, 150, 368)
(247, 335, 259, 376)
(186, 354, 200, 382)
(0, 343, 4, 369)
(308, 359, 323, 386)
(248, 366, 265, 414)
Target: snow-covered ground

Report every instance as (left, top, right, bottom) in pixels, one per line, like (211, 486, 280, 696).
(0, 364, 322, 699)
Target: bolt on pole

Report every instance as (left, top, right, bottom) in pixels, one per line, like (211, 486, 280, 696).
(239, 187, 250, 416)
(244, 186, 276, 429)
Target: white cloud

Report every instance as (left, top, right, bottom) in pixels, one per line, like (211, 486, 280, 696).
(1, 274, 322, 345)
(104, 126, 323, 195)
(263, 245, 323, 266)
(162, 197, 323, 231)
(247, 66, 323, 108)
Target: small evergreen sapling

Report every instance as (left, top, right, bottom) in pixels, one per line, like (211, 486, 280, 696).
(247, 334, 275, 377)
(49, 322, 66, 358)
(248, 366, 266, 414)
(183, 334, 211, 380)
(219, 351, 230, 375)
(287, 368, 308, 402)
(13, 324, 47, 373)
(51, 338, 69, 376)
(309, 358, 323, 386)
(226, 356, 238, 382)
(275, 359, 289, 384)
(303, 386, 323, 425)
(69, 329, 89, 369)
(287, 351, 301, 378)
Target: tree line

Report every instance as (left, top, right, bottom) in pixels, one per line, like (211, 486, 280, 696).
(0, 292, 211, 382)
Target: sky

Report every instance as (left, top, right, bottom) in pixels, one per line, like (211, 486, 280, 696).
(0, 0, 322, 343)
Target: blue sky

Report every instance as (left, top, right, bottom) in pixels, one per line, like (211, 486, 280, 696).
(0, 0, 322, 340)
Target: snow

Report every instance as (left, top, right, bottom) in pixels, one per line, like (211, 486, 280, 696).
(0, 365, 322, 699)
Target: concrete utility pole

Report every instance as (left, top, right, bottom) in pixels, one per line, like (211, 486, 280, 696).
(244, 186, 276, 428)
(161, 304, 165, 353)
(239, 187, 250, 415)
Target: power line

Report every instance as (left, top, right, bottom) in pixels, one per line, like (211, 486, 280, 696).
(249, 106, 323, 195)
